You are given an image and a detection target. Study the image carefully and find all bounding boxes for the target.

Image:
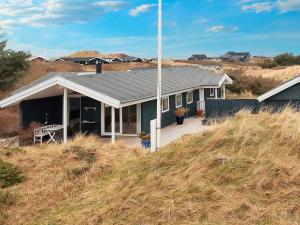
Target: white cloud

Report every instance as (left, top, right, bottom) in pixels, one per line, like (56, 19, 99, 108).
(129, 4, 157, 16)
(0, 0, 128, 28)
(277, 0, 300, 12)
(240, 0, 300, 13)
(206, 25, 239, 33)
(242, 2, 273, 13)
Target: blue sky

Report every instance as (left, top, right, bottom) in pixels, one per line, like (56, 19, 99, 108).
(1, 0, 300, 58)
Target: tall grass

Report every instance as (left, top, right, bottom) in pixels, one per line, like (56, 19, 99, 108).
(0, 110, 299, 225)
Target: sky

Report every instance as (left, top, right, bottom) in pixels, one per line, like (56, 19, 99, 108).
(0, 0, 300, 59)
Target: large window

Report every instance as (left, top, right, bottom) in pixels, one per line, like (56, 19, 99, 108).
(175, 94, 182, 108)
(187, 91, 193, 104)
(162, 97, 169, 113)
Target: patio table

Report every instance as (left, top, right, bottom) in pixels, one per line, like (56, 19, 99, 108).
(44, 125, 64, 144)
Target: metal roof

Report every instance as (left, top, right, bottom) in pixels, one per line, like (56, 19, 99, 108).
(11, 66, 232, 104)
(120, 56, 142, 62)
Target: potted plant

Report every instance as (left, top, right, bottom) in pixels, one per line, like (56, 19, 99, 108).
(139, 132, 151, 148)
(197, 109, 204, 117)
(175, 107, 187, 125)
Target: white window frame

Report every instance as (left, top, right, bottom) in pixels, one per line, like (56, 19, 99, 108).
(187, 91, 193, 104)
(161, 97, 169, 113)
(175, 93, 182, 108)
(209, 88, 215, 97)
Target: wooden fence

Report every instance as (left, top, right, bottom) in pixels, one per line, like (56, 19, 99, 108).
(205, 99, 261, 118)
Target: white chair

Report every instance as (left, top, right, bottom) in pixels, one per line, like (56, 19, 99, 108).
(33, 125, 55, 144)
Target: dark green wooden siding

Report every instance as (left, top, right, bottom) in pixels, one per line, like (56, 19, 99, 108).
(267, 83, 300, 100)
(263, 83, 300, 110)
(141, 99, 156, 134)
(20, 96, 62, 128)
(141, 89, 200, 134)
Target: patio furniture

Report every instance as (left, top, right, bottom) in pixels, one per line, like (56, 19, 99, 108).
(33, 125, 63, 144)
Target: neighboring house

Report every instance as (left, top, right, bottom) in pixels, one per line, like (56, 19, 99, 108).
(28, 56, 47, 62)
(258, 75, 300, 110)
(50, 58, 65, 62)
(188, 54, 208, 60)
(222, 52, 251, 62)
(102, 57, 124, 63)
(120, 56, 143, 63)
(60, 57, 109, 65)
(0, 66, 232, 143)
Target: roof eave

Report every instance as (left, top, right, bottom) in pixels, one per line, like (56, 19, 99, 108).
(0, 76, 120, 108)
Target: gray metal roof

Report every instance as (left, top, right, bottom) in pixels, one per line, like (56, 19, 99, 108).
(120, 56, 142, 62)
(12, 66, 230, 104)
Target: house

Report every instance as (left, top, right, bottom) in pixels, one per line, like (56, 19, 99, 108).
(50, 58, 65, 62)
(119, 56, 143, 63)
(188, 54, 208, 61)
(258, 75, 300, 110)
(0, 66, 232, 143)
(222, 52, 251, 62)
(28, 56, 47, 62)
(60, 57, 109, 65)
(102, 57, 123, 63)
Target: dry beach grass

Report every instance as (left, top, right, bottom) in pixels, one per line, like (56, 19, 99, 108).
(0, 109, 299, 224)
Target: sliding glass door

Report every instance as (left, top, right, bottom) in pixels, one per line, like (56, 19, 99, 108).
(122, 105, 137, 134)
(102, 104, 137, 135)
(104, 106, 120, 133)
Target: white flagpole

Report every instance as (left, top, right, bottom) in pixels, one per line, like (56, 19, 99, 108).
(156, 0, 162, 150)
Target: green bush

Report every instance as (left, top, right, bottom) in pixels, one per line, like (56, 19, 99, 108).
(260, 59, 278, 68)
(260, 52, 300, 68)
(274, 53, 296, 66)
(0, 160, 25, 188)
(226, 69, 280, 96)
(0, 39, 30, 91)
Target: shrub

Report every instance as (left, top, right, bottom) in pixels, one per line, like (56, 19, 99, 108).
(260, 52, 300, 68)
(260, 59, 278, 69)
(0, 40, 30, 91)
(226, 69, 280, 96)
(0, 160, 25, 188)
(274, 53, 296, 66)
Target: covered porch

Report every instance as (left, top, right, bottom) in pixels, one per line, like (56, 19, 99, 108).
(4, 84, 140, 144)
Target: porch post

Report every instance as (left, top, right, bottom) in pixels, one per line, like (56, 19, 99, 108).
(111, 106, 116, 144)
(215, 88, 218, 99)
(223, 84, 226, 99)
(63, 88, 68, 143)
(120, 107, 123, 134)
